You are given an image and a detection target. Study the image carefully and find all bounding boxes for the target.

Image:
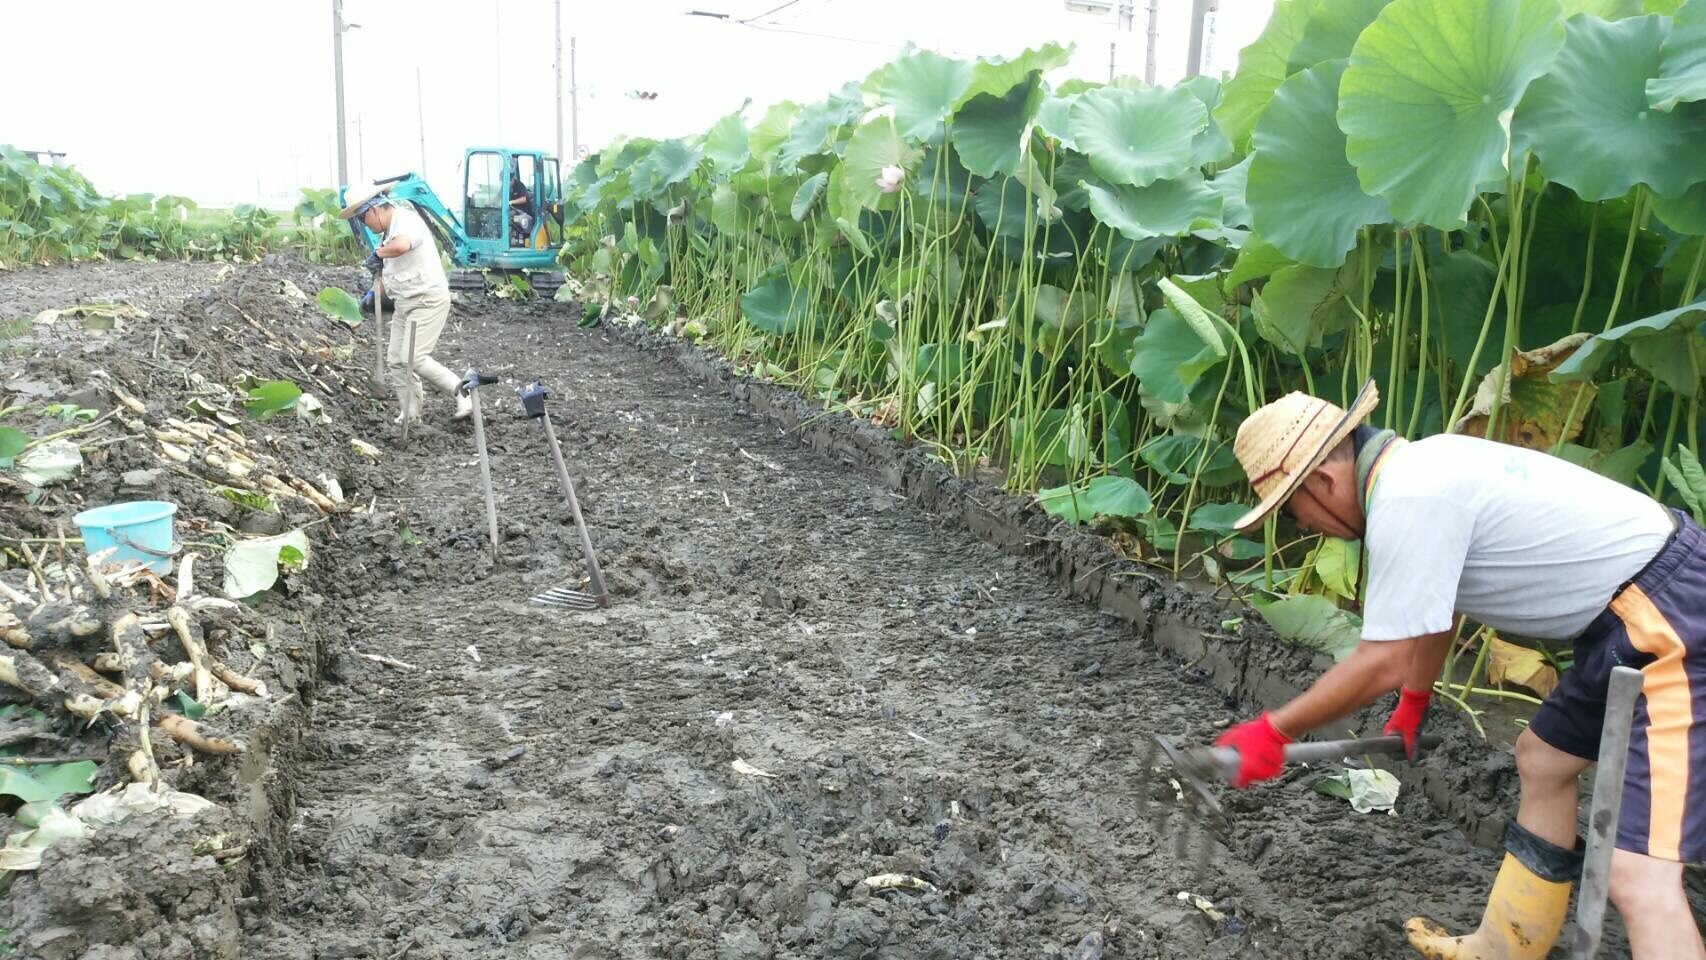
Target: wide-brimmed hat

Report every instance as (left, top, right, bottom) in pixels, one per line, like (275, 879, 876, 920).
(1231, 379, 1379, 532)
(337, 181, 393, 220)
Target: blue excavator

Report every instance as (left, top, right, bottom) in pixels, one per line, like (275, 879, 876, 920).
(339, 146, 567, 304)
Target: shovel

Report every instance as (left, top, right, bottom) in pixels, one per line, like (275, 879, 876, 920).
(519, 381, 609, 610)
(460, 368, 502, 558)
(1144, 732, 1442, 878)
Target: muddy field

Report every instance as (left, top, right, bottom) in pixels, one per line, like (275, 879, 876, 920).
(1, 259, 1687, 959)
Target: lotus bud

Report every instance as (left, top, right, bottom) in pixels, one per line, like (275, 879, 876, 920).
(627, 295, 640, 309)
(876, 165, 905, 194)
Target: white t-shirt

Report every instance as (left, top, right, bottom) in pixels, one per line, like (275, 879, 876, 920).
(1361, 434, 1673, 641)
(381, 204, 448, 299)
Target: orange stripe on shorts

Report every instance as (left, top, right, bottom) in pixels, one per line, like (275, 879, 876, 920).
(1611, 584, 1692, 861)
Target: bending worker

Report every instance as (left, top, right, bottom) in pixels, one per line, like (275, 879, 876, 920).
(1215, 381, 1704, 960)
(339, 182, 470, 423)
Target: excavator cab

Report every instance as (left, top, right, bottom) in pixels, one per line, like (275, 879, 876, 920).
(460, 147, 564, 261)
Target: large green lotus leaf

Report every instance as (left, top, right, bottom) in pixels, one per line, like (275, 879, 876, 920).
(1550, 301, 1706, 389)
(1515, 14, 1706, 201)
(646, 140, 703, 192)
(843, 115, 921, 211)
(1129, 306, 1228, 403)
(1225, 235, 1296, 289)
(703, 111, 750, 174)
(1629, 330, 1706, 394)
(1288, 0, 1391, 71)
(1252, 593, 1363, 660)
(954, 42, 1073, 108)
(951, 81, 1043, 178)
(1038, 475, 1154, 523)
(974, 176, 1034, 239)
(914, 144, 974, 214)
(1253, 263, 1360, 353)
(777, 102, 842, 175)
(1069, 85, 1207, 188)
(711, 183, 741, 233)
(1216, 0, 1322, 148)
(1339, 0, 1566, 228)
(1140, 433, 1246, 486)
(750, 102, 801, 164)
(1650, 0, 1706, 109)
(878, 50, 976, 140)
(1208, 156, 1254, 229)
(1083, 175, 1222, 241)
(1250, 59, 1391, 267)
(1035, 92, 1082, 150)
(1561, 0, 1646, 14)
(791, 172, 828, 222)
(1652, 181, 1706, 233)
(741, 268, 813, 336)
(1052, 151, 1100, 211)
(1182, 75, 1234, 166)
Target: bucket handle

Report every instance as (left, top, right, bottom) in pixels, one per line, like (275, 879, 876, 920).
(106, 528, 180, 560)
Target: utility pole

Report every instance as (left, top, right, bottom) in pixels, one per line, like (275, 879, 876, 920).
(494, 0, 503, 142)
(417, 68, 428, 175)
(554, 0, 565, 160)
(1145, 0, 1159, 85)
(1114, 0, 1132, 80)
(357, 114, 366, 182)
(1186, 0, 1217, 77)
(331, 0, 349, 187)
(569, 36, 580, 160)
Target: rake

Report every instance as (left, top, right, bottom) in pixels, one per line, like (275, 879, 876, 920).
(1141, 732, 1441, 879)
(519, 380, 609, 610)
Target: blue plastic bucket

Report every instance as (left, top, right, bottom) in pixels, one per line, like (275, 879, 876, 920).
(74, 500, 179, 574)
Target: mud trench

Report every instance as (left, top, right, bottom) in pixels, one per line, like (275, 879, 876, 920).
(222, 292, 1545, 960)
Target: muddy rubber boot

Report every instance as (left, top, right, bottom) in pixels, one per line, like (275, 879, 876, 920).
(1405, 822, 1580, 960)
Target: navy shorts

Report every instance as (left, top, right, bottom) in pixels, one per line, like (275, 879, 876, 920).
(1528, 509, 1706, 864)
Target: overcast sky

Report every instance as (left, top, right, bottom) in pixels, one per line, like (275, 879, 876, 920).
(0, 0, 1276, 209)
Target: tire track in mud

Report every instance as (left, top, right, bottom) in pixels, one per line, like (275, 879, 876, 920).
(247, 299, 1525, 960)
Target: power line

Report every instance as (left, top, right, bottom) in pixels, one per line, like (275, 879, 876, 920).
(740, 0, 808, 23)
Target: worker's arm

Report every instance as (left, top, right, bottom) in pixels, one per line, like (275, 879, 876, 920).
(373, 232, 415, 259)
(1269, 636, 1417, 736)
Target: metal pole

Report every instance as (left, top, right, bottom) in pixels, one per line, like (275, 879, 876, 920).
(372, 276, 388, 397)
(1186, 0, 1213, 77)
(554, 0, 565, 162)
(540, 412, 609, 605)
(416, 67, 427, 176)
(1572, 665, 1645, 960)
(569, 37, 580, 159)
(1145, 0, 1159, 85)
(332, 0, 348, 186)
(469, 389, 501, 556)
(1108, 42, 1117, 84)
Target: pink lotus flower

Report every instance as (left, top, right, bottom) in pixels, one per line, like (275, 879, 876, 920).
(876, 165, 905, 194)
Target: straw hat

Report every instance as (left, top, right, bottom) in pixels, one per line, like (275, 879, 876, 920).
(337, 181, 393, 220)
(1231, 379, 1379, 532)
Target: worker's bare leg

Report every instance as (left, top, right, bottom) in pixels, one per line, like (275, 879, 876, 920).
(1513, 728, 1589, 845)
(1610, 850, 1706, 960)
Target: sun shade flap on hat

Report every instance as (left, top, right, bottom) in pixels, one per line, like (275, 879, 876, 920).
(337, 182, 393, 220)
(1231, 379, 1379, 532)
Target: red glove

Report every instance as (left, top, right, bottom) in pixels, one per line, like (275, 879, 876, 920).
(1214, 713, 1293, 788)
(1383, 688, 1432, 759)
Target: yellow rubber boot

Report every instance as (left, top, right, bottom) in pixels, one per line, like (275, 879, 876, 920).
(1405, 823, 1579, 960)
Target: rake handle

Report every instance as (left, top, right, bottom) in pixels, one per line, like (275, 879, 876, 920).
(1206, 734, 1443, 782)
(539, 411, 609, 607)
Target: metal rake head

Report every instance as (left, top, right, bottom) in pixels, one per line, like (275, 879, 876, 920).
(530, 584, 601, 609)
(1140, 735, 1229, 882)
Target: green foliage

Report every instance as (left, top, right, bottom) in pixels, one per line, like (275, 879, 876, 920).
(556, 9, 1706, 613)
(0, 146, 360, 266)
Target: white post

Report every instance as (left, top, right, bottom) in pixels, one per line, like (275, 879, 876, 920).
(554, 0, 565, 161)
(332, 0, 348, 186)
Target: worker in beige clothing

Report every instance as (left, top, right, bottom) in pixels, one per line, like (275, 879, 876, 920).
(339, 182, 470, 423)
